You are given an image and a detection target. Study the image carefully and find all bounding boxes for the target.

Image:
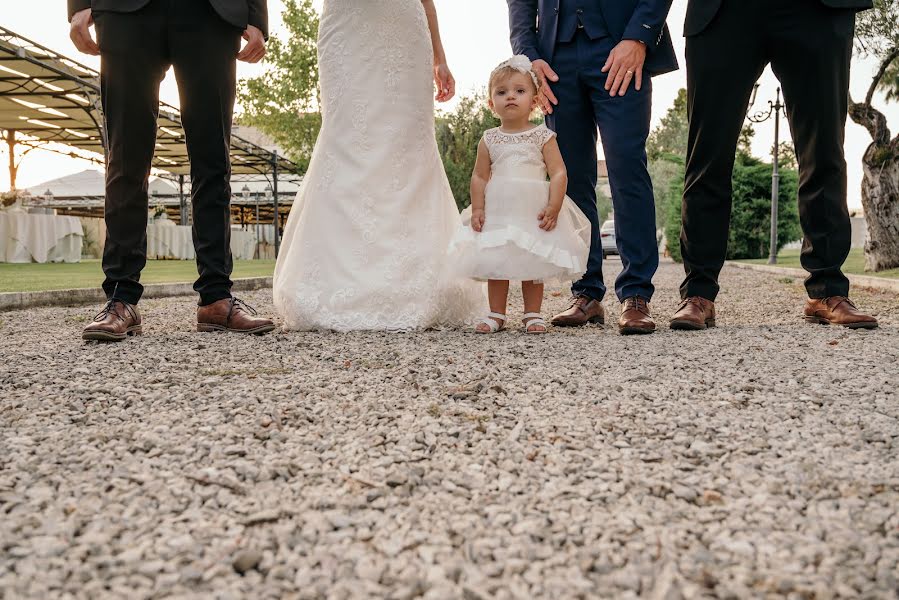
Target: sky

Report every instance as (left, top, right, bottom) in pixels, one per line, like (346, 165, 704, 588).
(2, 0, 898, 210)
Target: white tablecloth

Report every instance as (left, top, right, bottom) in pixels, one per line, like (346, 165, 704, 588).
(230, 229, 257, 260)
(0, 212, 84, 263)
(146, 222, 194, 260)
(146, 224, 257, 260)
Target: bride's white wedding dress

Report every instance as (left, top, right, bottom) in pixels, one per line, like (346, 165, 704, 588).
(273, 0, 486, 331)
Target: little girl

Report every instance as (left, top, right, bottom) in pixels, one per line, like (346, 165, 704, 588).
(451, 56, 590, 334)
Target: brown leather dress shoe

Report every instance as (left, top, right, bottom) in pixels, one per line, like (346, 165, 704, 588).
(551, 295, 605, 327)
(82, 300, 142, 342)
(197, 297, 276, 335)
(670, 296, 716, 330)
(618, 296, 655, 335)
(804, 297, 878, 329)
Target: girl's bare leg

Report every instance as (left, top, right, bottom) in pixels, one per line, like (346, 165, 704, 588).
(522, 280, 546, 333)
(476, 279, 510, 333)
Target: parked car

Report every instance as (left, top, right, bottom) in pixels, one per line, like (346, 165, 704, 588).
(600, 219, 617, 258)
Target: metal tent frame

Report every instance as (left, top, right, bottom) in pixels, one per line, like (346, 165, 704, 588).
(0, 25, 301, 255)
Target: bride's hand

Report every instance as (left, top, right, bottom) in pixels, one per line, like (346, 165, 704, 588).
(434, 63, 455, 102)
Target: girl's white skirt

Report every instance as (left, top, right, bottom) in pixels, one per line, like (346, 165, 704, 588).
(450, 175, 591, 284)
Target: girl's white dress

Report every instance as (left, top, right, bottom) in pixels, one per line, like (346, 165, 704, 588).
(450, 124, 591, 283)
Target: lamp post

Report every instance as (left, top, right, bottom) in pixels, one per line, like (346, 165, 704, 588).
(41, 189, 54, 214)
(263, 184, 272, 253)
(241, 184, 251, 230)
(747, 84, 785, 265)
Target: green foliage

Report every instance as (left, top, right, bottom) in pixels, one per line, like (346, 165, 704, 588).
(771, 142, 798, 170)
(649, 154, 683, 233)
(237, 0, 320, 173)
(662, 155, 800, 263)
(660, 156, 686, 263)
(855, 0, 899, 59)
(726, 155, 801, 260)
(877, 58, 899, 102)
(647, 88, 688, 161)
(647, 90, 800, 262)
(435, 91, 500, 211)
(596, 185, 613, 224)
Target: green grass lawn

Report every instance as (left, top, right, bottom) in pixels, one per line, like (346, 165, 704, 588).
(739, 248, 899, 279)
(0, 259, 275, 293)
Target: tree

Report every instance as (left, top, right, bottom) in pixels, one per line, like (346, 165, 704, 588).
(435, 91, 500, 211)
(661, 155, 686, 262)
(2, 129, 39, 192)
(770, 141, 798, 171)
(727, 155, 801, 260)
(237, 0, 320, 173)
(647, 88, 688, 160)
(848, 0, 899, 271)
(596, 185, 613, 224)
(647, 88, 689, 232)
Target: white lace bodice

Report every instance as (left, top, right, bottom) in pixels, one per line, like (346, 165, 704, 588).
(484, 124, 556, 180)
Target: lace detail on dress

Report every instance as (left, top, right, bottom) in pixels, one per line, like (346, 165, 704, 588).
(484, 125, 556, 176)
(484, 125, 555, 148)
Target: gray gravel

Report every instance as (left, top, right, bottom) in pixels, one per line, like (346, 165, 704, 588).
(1, 260, 898, 599)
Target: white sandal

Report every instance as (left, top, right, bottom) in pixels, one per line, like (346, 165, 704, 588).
(475, 312, 507, 334)
(522, 312, 548, 334)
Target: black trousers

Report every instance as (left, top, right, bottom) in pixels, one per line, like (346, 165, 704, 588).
(94, 0, 240, 306)
(680, 0, 856, 301)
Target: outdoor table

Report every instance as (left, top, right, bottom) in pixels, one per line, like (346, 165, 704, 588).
(0, 211, 84, 263)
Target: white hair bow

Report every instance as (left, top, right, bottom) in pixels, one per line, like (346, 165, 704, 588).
(491, 55, 540, 90)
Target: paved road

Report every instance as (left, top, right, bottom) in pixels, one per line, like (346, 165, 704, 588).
(1, 261, 897, 599)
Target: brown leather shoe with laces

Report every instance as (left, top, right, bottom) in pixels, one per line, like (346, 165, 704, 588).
(670, 296, 716, 330)
(550, 294, 605, 327)
(197, 297, 276, 335)
(804, 297, 878, 329)
(619, 296, 655, 335)
(82, 300, 142, 342)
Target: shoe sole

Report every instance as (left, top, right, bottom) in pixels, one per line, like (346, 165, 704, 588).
(82, 326, 143, 342)
(670, 319, 716, 331)
(197, 323, 277, 335)
(619, 326, 656, 335)
(803, 316, 878, 329)
(551, 316, 605, 327)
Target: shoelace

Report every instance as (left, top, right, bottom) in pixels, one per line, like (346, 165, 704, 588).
(94, 299, 131, 323)
(624, 296, 649, 315)
(226, 297, 259, 323)
(568, 295, 590, 309)
(824, 296, 855, 310)
(679, 296, 706, 310)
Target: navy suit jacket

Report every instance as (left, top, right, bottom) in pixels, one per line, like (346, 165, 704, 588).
(508, 0, 678, 76)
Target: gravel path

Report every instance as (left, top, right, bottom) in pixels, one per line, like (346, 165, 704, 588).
(2, 260, 897, 599)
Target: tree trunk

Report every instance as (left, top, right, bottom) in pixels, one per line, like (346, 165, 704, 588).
(860, 140, 899, 271)
(5, 129, 16, 191)
(849, 101, 899, 271)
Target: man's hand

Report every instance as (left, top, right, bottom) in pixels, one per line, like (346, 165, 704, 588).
(237, 25, 266, 63)
(471, 208, 486, 232)
(69, 8, 99, 56)
(602, 40, 647, 97)
(531, 59, 559, 115)
(434, 63, 455, 103)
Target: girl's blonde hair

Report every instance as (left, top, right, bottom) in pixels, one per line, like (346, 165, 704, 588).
(488, 56, 540, 96)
